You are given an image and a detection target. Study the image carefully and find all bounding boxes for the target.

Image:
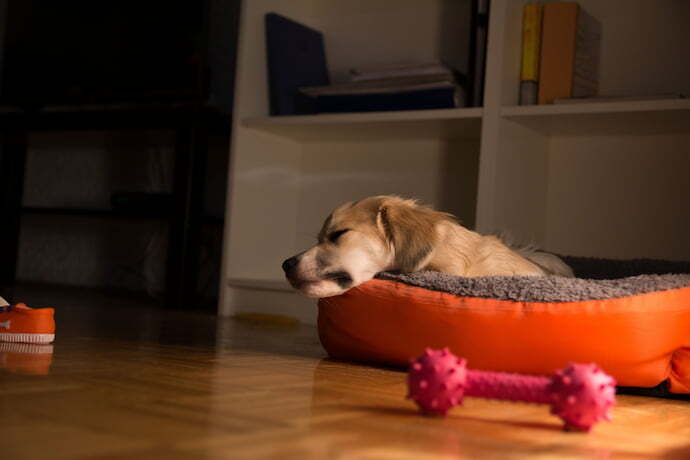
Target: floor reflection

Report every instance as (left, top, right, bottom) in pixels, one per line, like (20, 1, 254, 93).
(0, 342, 54, 375)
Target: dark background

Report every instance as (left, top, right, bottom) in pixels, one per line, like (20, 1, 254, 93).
(2, 0, 207, 106)
(0, 0, 241, 309)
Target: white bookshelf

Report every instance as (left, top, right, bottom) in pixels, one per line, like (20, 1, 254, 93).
(243, 107, 483, 142)
(501, 99, 690, 136)
(220, 0, 690, 324)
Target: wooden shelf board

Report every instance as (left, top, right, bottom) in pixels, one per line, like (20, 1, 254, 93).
(22, 206, 224, 224)
(501, 99, 690, 136)
(22, 206, 169, 220)
(0, 104, 231, 132)
(227, 277, 294, 293)
(242, 107, 483, 142)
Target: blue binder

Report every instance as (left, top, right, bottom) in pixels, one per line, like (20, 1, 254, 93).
(265, 13, 330, 115)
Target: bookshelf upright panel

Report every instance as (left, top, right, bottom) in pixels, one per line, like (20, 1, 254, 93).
(476, 0, 550, 244)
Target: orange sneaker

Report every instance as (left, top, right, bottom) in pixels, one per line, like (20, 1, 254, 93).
(0, 300, 55, 344)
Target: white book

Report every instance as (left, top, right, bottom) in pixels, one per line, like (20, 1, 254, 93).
(300, 80, 457, 97)
(350, 62, 453, 82)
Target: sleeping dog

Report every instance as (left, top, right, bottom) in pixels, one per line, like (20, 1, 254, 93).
(282, 195, 573, 298)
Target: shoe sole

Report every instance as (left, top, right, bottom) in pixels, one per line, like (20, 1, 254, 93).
(0, 332, 55, 344)
(0, 342, 54, 353)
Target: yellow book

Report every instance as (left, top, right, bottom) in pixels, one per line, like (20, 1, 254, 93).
(519, 3, 543, 104)
(521, 3, 543, 81)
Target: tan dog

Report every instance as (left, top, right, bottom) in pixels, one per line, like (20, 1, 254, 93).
(282, 195, 573, 298)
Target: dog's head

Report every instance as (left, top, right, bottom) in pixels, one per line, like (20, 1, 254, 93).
(282, 196, 452, 298)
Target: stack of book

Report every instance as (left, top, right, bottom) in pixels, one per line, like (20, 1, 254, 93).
(519, 2, 602, 105)
(300, 62, 466, 114)
(265, 9, 486, 115)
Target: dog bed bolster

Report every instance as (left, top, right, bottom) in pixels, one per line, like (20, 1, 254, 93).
(317, 257, 690, 395)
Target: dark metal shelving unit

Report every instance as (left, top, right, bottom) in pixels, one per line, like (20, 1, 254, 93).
(0, 103, 230, 309)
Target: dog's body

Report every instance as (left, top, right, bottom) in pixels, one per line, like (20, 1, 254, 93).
(282, 196, 574, 298)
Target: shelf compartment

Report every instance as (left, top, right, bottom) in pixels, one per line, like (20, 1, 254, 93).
(501, 99, 690, 136)
(242, 107, 483, 142)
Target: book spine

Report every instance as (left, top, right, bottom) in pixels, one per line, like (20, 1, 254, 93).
(350, 64, 452, 82)
(538, 2, 579, 105)
(468, 0, 490, 107)
(519, 3, 542, 105)
(572, 8, 601, 98)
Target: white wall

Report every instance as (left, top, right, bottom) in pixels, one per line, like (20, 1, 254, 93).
(294, 139, 479, 252)
(580, 0, 690, 98)
(545, 134, 690, 261)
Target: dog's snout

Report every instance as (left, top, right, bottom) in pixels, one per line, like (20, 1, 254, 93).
(282, 256, 299, 274)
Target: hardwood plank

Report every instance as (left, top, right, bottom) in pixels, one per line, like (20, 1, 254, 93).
(1, 288, 689, 459)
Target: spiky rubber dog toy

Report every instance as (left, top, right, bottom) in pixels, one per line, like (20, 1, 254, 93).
(407, 348, 616, 431)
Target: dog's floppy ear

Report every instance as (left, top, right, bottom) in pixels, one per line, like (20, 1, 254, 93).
(377, 199, 439, 272)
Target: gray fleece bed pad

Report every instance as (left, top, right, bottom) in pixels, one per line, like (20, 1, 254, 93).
(377, 257, 690, 303)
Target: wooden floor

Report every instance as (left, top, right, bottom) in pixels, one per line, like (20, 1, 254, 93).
(2, 288, 690, 460)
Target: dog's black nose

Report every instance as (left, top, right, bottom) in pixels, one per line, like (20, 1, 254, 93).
(282, 256, 299, 274)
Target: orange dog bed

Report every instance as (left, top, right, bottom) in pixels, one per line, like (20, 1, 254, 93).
(318, 257, 690, 396)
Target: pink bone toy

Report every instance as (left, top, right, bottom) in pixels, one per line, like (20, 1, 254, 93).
(407, 348, 616, 431)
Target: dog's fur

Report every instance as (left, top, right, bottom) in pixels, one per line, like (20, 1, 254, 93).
(282, 196, 574, 298)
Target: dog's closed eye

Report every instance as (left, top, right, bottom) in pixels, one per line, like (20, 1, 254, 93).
(328, 229, 349, 243)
